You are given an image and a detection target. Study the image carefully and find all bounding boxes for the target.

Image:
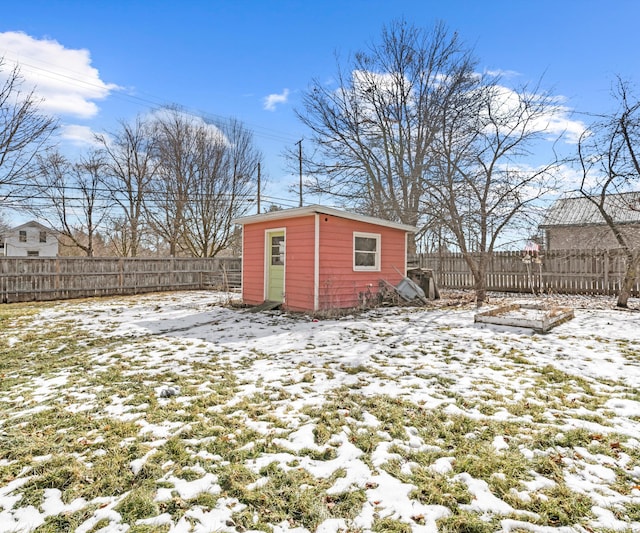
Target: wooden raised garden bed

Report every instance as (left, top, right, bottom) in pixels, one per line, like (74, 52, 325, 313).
(474, 303, 574, 333)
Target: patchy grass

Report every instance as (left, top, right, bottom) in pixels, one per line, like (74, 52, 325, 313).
(437, 511, 497, 532)
(0, 292, 639, 532)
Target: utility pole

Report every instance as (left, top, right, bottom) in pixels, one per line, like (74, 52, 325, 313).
(296, 139, 303, 207)
(257, 162, 261, 214)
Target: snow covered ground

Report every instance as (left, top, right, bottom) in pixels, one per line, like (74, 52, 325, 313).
(0, 290, 639, 532)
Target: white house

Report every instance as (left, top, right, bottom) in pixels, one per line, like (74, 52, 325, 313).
(0, 221, 59, 257)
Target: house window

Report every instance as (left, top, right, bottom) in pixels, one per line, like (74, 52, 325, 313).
(39, 231, 47, 243)
(19, 230, 27, 242)
(354, 232, 380, 271)
(27, 250, 39, 257)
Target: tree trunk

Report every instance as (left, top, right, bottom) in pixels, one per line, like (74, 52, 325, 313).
(616, 254, 639, 308)
(407, 234, 417, 256)
(130, 222, 139, 257)
(474, 274, 487, 308)
(472, 255, 487, 308)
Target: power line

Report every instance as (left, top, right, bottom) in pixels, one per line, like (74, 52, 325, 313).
(8, 180, 263, 196)
(1, 53, 302, 145)
(2, 189, 301, 210)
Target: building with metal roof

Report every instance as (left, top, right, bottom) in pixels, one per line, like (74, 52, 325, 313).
(540, 192, 640, 250)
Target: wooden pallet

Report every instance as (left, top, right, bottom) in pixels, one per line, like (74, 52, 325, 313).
(245, 300, 282, 313)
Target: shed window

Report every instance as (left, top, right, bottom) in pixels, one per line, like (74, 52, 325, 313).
(27, 250, 39, 257)
(39, 231, 47, 243)
(19, 230, 27, 242)
(354, 232, 380, 271)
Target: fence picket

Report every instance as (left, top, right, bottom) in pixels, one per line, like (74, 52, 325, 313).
(2, 249, 639, 304)
(415, 249, 639, 297)
(0, 257, 241, 303)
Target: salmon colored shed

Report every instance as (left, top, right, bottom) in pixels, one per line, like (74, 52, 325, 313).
(232, 205, 416, 312)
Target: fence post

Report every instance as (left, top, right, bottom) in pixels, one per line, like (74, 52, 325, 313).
(119, 258, 124, 294)
(54, 257, 60, 297)
(603, 249, 609, 294)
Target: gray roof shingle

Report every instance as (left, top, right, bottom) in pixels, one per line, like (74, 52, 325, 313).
(541, 192, 640, 227)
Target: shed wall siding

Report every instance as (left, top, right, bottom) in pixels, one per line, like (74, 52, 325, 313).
(241, 213, 410, 312)
(241, 222, 267, 305)
(240, 216, 316, 310)
(279, 216, 315, 312)
(317, 215, 407, 310)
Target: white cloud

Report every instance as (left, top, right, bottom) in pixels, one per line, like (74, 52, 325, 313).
(60, 124, 99, 146)
(482, 85, 586, 144)
(554, 163, 584, 191)
(485, 68, 521, 79)
(147, 107, 228, 145)
(263, 88, 289, 111)
(537, 106, 586, 144)
(0, 31, 119, 119)
(349, 67, 586, 145)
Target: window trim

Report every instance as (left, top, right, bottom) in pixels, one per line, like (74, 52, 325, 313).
(353, 232, 381, 272)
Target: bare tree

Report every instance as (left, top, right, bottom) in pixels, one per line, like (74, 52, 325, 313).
(32, 149, 109, 256)
(95, 116, 157, 256)
(577, 78, 640, 308)
(295, 20, 476, 247)
(0, 59, 57, 203)
(145, 109, 195, 256)
(0, 211, 8, 257)
(429, 78, 564, 306)
(0, 212, 8, 228)
(147, 108, 259, 257)
(182, 118, 259, 257)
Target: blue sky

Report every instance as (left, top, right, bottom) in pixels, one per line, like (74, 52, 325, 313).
(1, 0, 639, 214)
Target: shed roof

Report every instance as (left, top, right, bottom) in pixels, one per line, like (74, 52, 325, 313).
(540, 192, 640, 227)
(232, 204, 416, 233)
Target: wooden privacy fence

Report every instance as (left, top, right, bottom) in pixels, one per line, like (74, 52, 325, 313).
(414, 249, 640, 296)
(3, 249, 638, 304)
(0, 257, 241, 304)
